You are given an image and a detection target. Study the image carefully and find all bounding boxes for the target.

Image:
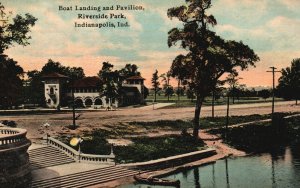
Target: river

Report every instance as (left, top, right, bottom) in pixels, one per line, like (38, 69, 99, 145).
(121, 143, 300, 188)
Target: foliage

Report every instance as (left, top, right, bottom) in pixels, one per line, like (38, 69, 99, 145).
(258, 89, 271, 101)
(186, 87, 196, 101)
(26, 59, 85, 107)
(98, 62, 120, 102)
(143, 86, 149, 99)
(209, 115, 300, 153)
(277, 59, 300, 104)
(151, 70, 160, 102)
(66, 130, 111, 155)
(160, 72, 173, 101)
(41, 59, 85, 80)
(114, 135, 205, 163)
(168, 0, 259, 137)
(0, 56, 24, 108)
(119, 64, 141, 80)
(165, 86, 174, 98)
(0, 3, 37, 54)
(129, 119, 193, 130)
(225, 71, 243, 103)
(97, 62, 116, 81)
(0, 3, 37, 108)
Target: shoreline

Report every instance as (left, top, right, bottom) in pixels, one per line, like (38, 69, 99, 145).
(95, 130, 247, 188)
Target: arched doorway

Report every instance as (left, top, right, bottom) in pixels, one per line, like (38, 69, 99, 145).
(94, 98, 102, 105)
(75, 98, 84, 108)
(85, 98, 93, 107)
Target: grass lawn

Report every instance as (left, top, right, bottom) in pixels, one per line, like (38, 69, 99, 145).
(145, 95, 284, 108)
(58, 113, 300, 163)
(128, 114, 275, 130)
(114, 135, 205, 163)
(59, 131, 205, 164)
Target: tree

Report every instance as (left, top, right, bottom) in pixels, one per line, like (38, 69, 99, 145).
(0, 3, 37, 54)
(27, 59, 85, 107)
(186, 86, 195, 102)
(211, 80, 225, 118)
(0, 56, 23, 108)
(170, 55, 189, 103)
(0, 3, 37, 108)
(160, 72, 172, 101)
(42, 59, 85, 80)
(98, 62, 119, 82)
(168, 0, 259, 138)
(151, 70, 160, 102)
(100, 80, 119, 107)
(119, 64, 141, 79)
(143, 86, 149, 99)
(258, 89, 271, 101)
(26, 70, 45, 106)
(225, 71, 243, 104)
(277, 59, 300, 105)
(98, 62, 121, 107)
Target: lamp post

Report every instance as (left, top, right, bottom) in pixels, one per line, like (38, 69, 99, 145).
(225, 91, 230, 140)
(67, 79, 76, 129)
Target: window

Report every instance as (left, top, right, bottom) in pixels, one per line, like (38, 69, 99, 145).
(50, 87, 54, 95)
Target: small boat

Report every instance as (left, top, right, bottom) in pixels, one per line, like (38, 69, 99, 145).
(134, 174, 180, 187)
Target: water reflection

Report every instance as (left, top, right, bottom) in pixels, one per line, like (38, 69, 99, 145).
(212, 164, 216, 188)
(225, 158, 230, 188)
(193, 168, 200, 188)
(121, 142, 300, 188)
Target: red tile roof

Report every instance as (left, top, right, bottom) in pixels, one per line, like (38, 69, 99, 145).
(42, 72, 68, 79)
(70, 76, 101, 88)
(126, 76, 145, 80)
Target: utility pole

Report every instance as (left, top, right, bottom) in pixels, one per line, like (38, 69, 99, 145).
(225, 92, 230, 140)
(267, 67, 280, 120)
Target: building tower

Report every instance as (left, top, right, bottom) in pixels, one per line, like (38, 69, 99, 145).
(42, 73, 68, 108)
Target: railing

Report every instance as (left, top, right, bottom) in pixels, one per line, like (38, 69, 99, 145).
(47, 136, 115, 165)
(0, 127, 29, 147)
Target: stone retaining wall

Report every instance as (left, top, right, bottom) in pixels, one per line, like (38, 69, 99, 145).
(120, 148, 217, 171)
(0, 127, 31, 188)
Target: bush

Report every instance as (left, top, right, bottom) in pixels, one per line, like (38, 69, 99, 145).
(114, 135, 205, 163)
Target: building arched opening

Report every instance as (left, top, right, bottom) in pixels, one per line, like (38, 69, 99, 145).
(75, 98, 84, 108)
(85, 98, 93, 107)
(94, 98, 102, 105)
(50, 87, 54, 95)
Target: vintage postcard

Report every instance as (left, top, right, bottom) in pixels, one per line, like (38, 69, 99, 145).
(0, 0, 299, 187)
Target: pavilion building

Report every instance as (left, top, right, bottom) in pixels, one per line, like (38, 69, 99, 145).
(42, 73, 145, 108)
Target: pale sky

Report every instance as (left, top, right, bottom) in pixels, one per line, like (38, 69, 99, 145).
(3, 0, 300, 87)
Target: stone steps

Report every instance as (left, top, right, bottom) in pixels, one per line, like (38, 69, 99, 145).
(31, 166, 140, 188)
(29, 146, 75, 170)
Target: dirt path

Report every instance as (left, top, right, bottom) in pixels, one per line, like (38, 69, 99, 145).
(200, 131, 246, 157)
(0, 101, 298, 140)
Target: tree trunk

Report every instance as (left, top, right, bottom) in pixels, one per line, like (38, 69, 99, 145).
(154, 88, 157, 102)
(232, 87, 235, 104)
(212, 90, 215, 119)
(177, 80, 180, 102)
(193, 96, 203, 138)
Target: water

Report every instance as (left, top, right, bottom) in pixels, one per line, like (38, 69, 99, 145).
(121, 143, 300, 188)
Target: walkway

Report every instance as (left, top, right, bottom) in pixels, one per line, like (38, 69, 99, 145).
(31, 166, 140, 188)
(134, 102, 175, 110)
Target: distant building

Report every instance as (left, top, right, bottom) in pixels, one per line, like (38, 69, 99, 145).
(42, 73, 145, 108)
(42, 73, 68, 108)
